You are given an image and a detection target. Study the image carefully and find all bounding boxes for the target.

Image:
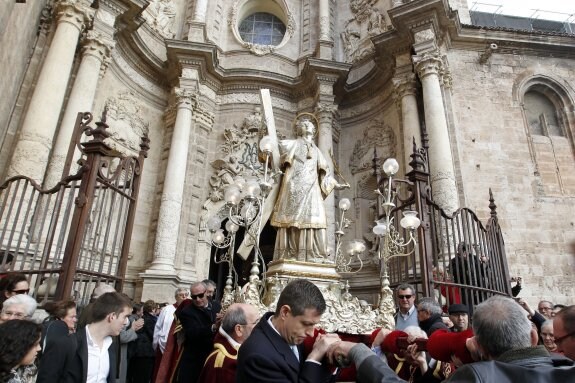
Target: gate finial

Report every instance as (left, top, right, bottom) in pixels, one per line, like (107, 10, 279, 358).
(489, 188, 497, 219)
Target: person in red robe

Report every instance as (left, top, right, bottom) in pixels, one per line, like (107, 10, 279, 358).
(198, 303, 260, 383)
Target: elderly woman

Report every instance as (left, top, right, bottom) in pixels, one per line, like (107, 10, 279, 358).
(0, 294, 37, 324)
(0, 319, 42, 383)
(41, 300, 77, 353)
(540, 319, 559, 353)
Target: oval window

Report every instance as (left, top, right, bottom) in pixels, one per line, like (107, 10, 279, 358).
(238, 12, 286, 46)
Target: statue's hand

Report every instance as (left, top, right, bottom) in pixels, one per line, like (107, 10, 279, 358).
(336, 182, 351, 190)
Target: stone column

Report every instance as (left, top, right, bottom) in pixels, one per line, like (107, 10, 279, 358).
(148, 88, 195, 273)
(7, 0, 93, 181)
(44, 31, 114, 188)
(316, 103, 338, 259)
(414, 52, 458, 214)
(193, 0, 208, 21)
(317, 0, 333, 59)
(187, 0, 208, 42)
(393, 72, 421, 168)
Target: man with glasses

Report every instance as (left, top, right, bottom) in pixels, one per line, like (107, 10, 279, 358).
(177, 281, 221, 383)
(394, 283, 418, 330)
(538, 300, 554, 320)
(199, 303, 260, 383)
(554, 305, 575, 360)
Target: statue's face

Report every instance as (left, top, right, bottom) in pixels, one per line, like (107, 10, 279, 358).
(299, 120, 315, 136)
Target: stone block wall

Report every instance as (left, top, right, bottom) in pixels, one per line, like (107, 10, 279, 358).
(447, 48, 575, 304)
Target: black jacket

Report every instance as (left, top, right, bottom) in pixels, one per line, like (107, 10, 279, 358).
(130, 311, 157, 358)
(236, 312, 332, 383)
(37, 326, 117, 383)
(446, 346, 575, 383)
(177, 300, 221, 383)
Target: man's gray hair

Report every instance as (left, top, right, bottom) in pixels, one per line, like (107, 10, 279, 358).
(221, 305, 248, 334)
(404, 325, 428, 339)
(174, 287, 189, 299)
(190, 281, 207, 291)
(3, 294, 37, 317)
(473, 295, 532, 358)
(396, 283, 415, 295)
(417, 297, 442, 316)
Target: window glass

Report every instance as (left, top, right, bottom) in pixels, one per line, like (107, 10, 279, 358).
(239, 12, 286, 46)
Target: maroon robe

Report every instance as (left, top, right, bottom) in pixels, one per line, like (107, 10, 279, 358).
(198, 331, 239, 383)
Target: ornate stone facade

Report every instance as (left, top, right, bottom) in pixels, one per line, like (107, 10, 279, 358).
(1, 0, 574, 308)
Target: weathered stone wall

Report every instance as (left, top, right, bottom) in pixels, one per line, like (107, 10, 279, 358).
(446, 47, 575, 305)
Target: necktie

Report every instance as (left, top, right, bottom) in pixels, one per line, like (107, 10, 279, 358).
(291, 345, 299, 361)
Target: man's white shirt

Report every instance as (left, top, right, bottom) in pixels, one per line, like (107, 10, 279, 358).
(85, 325, 112, 383)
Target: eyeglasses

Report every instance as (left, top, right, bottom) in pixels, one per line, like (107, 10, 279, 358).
(538, 307, 552, 311)
(554, 330, 575, 345)
(398, 295, 413, 300)
(11, 289, 30, 295)
(1, 310, 27, 319)
(190, 292, 205, 300)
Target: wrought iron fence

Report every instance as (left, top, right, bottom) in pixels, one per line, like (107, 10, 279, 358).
(0, 112, 148, 307)
(384, 144, 511, 310)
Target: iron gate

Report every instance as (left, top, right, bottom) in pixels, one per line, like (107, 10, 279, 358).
(0, 112, 148, 306)
(382, 143, 511, 308)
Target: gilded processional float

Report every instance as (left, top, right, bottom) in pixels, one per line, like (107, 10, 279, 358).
(201, 90, 424, 334)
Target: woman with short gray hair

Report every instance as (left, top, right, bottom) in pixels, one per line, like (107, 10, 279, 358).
(0, 294, 37, 323)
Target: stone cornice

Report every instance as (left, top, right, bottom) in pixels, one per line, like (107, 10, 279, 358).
(165, 41, 352, 106)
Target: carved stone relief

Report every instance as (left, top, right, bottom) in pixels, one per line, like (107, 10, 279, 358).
(103, 90, 150, 157)
(143, 0, 176, 39)
(341, 0, 387, 63)
(349, 122, 396, 174)
(206, 107, 266, 203)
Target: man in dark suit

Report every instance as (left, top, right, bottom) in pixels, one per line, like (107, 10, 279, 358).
(236, 279, 340, 383)
(176, 281, 222, 383)
(37, 292, 132, 383)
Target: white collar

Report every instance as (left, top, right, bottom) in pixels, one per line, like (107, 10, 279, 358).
(219, 326, 241, 349)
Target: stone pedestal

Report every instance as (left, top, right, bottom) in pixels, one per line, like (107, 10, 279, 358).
(266, 259, 341, 286)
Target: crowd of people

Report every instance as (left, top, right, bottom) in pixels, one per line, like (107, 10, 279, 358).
(0, 269, 574, 383)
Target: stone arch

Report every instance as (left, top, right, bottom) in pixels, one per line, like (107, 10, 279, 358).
(513, 72, 575, 196)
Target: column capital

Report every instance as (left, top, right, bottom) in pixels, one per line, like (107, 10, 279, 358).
(392, 73, 418, 98)
(314, 103, 338, 121)
(413, 51, 444, 79)
(82, 30, 114, 61)
(172, 87, 196, 111)
(55, 0, 94, 31)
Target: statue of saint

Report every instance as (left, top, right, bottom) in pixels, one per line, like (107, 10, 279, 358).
(270, 118, 349, 262)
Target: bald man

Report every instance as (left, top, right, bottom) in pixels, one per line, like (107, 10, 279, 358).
(198, 303, 260, 383)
